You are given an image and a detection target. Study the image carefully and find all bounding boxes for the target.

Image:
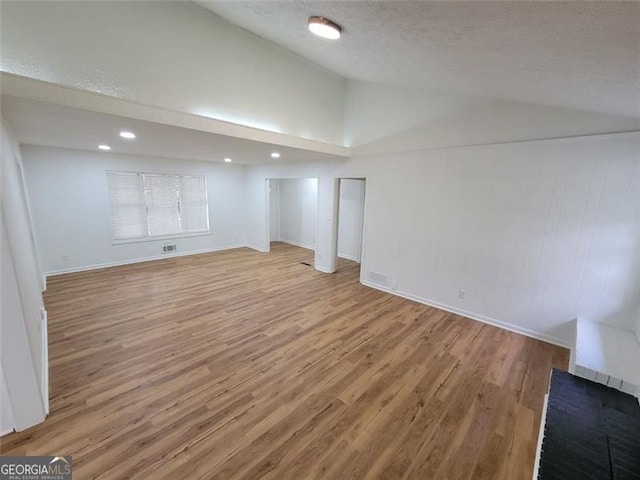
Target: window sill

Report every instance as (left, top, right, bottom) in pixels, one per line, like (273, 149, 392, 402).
(112, 231, 212, 246)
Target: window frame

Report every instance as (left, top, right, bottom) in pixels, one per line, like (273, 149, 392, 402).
(106, 170, 211, 245)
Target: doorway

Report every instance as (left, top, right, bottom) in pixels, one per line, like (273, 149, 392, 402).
(267, 178, 319, 263)
(332, 178, 366, 275)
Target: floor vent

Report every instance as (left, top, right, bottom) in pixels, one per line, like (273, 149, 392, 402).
(162, 244, 177, 253)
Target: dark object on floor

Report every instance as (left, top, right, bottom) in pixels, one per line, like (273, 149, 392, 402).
(538, 368, 640, 480)
(300, 261, 312, 266)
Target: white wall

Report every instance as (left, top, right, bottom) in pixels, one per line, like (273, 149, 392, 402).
(21, 145, 247, 274)
(246, 132, 640, 346)
(0, 1, 346, 145)
(341, 86, 640, 345)
(338, 179, 365, 262)
(348, 134, 640, 344)
(275, 178, 318, 250)
(344, 80, 640, 154)
(0, 120, 46, 431)
(1, 121, 44, 380)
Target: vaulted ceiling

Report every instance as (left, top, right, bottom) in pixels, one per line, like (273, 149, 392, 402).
(199, 1, 640, 118)
(1, 1, 638, 161)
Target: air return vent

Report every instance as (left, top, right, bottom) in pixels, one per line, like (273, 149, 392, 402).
(368, 271, 388, 286)
(162, 244, 177, 253)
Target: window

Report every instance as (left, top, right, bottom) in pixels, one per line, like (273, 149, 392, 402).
(107, 171, 209, 242)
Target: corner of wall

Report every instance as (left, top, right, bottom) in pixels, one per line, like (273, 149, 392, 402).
(0, 118, 48, 431)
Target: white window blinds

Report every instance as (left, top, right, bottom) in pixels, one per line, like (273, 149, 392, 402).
(107, 171, 209, 241)
(145, 174, 181, 237)
(107, 172, 148, 240)
(178, 175, 210, 234)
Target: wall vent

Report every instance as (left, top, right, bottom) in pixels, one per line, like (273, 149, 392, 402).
(162, 244, 177, 253)
(368, 271, 388, 286)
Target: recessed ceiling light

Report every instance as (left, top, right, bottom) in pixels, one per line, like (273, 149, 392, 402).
(224, 158, 232, 163)
(308, 16, 342, 40)
(98, 144, 111, 151)
(120, 131, 136, 139)
(271, 152, 281, 158)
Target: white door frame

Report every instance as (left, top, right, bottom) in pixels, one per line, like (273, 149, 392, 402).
(329, 177, 368, 280)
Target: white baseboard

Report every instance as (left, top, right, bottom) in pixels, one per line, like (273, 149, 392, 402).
(278, 238, 316, 251)
(361, 280, 571, 349)
(338, 253, 360, 262)
(315, 265, 333, 274)
(46, 244, 246, 277)
(246, 243, 268, 253)
(0, 428, 14, 437)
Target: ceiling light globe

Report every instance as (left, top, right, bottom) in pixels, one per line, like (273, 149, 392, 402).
(308, 16, 341, 40)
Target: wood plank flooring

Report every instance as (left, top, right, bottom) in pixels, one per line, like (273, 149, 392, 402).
(0, 243, 569, 479)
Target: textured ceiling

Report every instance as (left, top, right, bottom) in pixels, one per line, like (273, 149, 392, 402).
(198, 0, 640, 118)
(1, 96, 342, 164)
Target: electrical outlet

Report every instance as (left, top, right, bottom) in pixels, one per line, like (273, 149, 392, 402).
(390, 279, 398, 290)
(459, 290, 467, 300)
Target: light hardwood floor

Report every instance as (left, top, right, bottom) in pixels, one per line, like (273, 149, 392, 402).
(0, 243, 568, 479)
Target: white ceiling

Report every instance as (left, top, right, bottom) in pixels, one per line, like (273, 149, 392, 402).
(199, 0, 640, 118)
(0, 96, 344, 164)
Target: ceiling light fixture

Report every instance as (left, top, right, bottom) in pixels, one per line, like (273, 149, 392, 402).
(224, 158, 232, 163)
(308, 16, 342, 40)
(98, 144, 111, 151)
(271, 152, 281, 158)
(120, 131, 136, 139)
